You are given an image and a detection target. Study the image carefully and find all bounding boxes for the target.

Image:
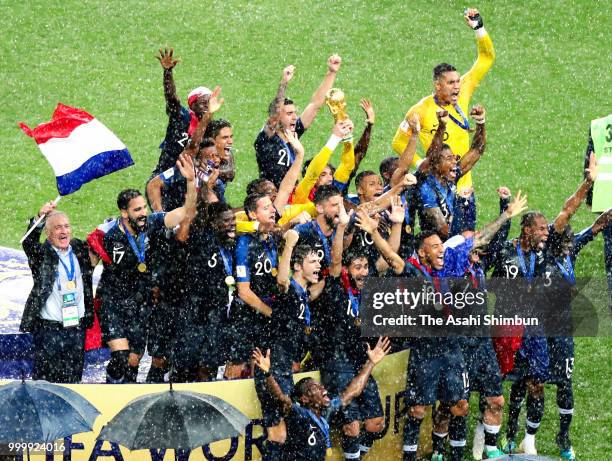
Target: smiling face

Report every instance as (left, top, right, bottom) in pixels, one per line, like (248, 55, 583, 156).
(316, 194, 342, 228)
(279, 103, 298, 132)
(357, 174, 384, 202)
(523, 216, 549, 251)
(249, 195, 276, 226)
(317, 166, 334, 187)
(214, 127, 233, 159)
(295, 252, 322, 284)
(299, 378, 331, 410)
(212, 210, 236, 243)
(418, 234, 445, 270)
(435, 70, 461, 105)
(196, 145, 220, 169)
(437, 147, 458, 182)
(121, 195, 149, 232)
(348, 256, 369, 290)
(45, 212, 71, 250)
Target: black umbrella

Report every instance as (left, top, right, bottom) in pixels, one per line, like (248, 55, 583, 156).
(97, 384, 250, 450)
(0, 380, 100, 443)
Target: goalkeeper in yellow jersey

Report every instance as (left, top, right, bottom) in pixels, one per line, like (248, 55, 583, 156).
(391, 7, 495, 193)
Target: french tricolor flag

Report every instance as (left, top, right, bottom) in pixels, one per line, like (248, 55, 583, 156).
(19, 103, 134, 195)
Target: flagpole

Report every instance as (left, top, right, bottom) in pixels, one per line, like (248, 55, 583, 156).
(19, 195, 62, 244)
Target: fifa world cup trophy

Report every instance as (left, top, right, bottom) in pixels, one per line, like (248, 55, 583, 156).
(325, 88, 352, 140)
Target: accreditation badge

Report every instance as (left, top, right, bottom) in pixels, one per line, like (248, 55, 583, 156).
(61, 292, 79, 328)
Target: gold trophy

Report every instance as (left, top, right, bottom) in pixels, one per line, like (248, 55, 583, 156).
(325, 88, 352, 140)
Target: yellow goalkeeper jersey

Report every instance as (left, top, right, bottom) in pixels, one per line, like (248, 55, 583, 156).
(392, 30, 495, 189)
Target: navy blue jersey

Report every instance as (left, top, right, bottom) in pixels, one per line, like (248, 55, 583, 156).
(255, 118, 306, 188)
(155, 106, 191, 174)
(98, 214, 166, 299)
(283, 397, 342, 461)
(419, 174, 456, 226)
(234, 233, 279, 302)
(311, 274, 367, 367)
(294, 221, 335, 272)
(185, 228, 235, 316)
(153, 166, 226, 211)
(268, 281, 312, 362)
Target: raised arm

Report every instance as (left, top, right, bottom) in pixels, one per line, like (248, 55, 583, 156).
(253, 348, 293, 414)
(375, 197, 405, 273)
(263, 65, 295, 138)
(277, 230, 299, 291)
(458, 105, 486, 174)
(552, 154, 597, 233)
(391, 115, 420, 186)
(146, 175, 165, 213)
(356, 208, 405, 274)
(156, 47, 181, 114)
(329, 201, 350, 277)
(473, 190, 528, 249)
(274, 130, 305, 211)
(164, 153, 198, 228)
(340, 337, 391, 406)
(300, 55, 342, 128)
(352, 99, 375, 168)
(460, 8, 495, 102)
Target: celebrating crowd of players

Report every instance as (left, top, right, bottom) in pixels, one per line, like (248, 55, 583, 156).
(21, 8, 612, 461)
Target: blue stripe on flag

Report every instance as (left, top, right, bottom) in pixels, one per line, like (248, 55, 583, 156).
(56, 148, 133, 195)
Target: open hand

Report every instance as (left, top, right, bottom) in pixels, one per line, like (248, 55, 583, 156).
(252, 348, 271, 373)
(208, 86, 224, 114)
(156, 47, 179, 70)
(360, 98, 375, 124)
(367, 337, 392, 366)
(177, 153, 195, 182)
(505, 190, 528, 219)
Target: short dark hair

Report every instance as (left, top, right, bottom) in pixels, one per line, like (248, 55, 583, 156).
(199, 137, 216, 150)
(244, 192, 268, 216)
(291, 377, 314, 402)
(117, 189, 142, 210)
(354, 170, 378, 189)
(246, 178, 272, 196)
(313, 184, 341, 205)
(207, 201, 233, 222)
(520, 212, 546, 230)
(414, 229, 440, 250)
(429, 143, 453, 173)
(204, 119, 232, 140)
(284, 98, 294, 106)
(379, 157, 398, 179)
(291, 243, 318, 269)
(433, 63, 457, 81)
(342, 247, 369, 267)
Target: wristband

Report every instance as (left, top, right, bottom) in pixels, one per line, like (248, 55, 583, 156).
(263, 370, 271, 378)
(475, 119, 485, 125)
(466, 12, 484, 30)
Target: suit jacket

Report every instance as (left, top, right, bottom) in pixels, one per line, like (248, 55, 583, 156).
(20, 218, 95, 333)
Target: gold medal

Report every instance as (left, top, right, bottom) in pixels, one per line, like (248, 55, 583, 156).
(65, 280, 76, 290)
(326, 448, 333, 457)
(354, 318, 362, 327)
(225, 275, 236, 286)
(137, 263, 147, 273)
(405, 224, 412, 233)
(271, 268, 278, 276)
(305, 326, 312, 335)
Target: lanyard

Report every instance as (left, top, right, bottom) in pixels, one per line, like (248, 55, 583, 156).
(277, 135, 295, 165)
(261, 236, 278, 267)
(406, 257, 433, 283)
(290, 279, 310, 326)
(219, 245, 233, 277)
(305, 408, 331, 448)
(400, 192, 411, 226)
(314, 221, 335, 266)
(515, 243, 536, 283)
(121, 220, 146, 264)
(434, 95, 471, 131)
(556, 255, 575, 285)
(347, 288, 361, 318)
(57, 249, 75, 282)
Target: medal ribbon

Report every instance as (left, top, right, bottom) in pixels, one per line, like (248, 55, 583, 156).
(434, 95, 471, 131)
(55, 247, 76, 291)
(304, 408, 331, 448)
(313, 221, 335, 266)
(556, 255, 575, 286)
(340, 268, 361, 317)
(400, 192, 411, 227)
(121, 220, 146, 264)
(290, 279, 310, 327)
(515, 243, 536, 283)
(261, 236, 278, 268)
(219, 245, 233, 277)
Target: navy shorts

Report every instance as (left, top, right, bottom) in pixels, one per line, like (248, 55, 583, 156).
(224, 300, 271, 363)
(320, 360, 383, 424)
(546, 336, 574, 385)
(99, 296, 149, 354)
(514, 335, 549, 383)
(254, 350, 294, 427)
(147, 300, 177, 358)
(405, 348, 468, 405)
(460, 338, 503, 397)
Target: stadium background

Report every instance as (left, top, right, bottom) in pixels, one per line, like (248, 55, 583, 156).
(1, 0, 609, 458)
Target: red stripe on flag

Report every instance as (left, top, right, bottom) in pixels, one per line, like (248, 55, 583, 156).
(18, 103, 94, 144)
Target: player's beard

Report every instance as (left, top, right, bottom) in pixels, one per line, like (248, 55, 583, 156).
(324, 214, 337, 229)
(129, 216, 147, 233)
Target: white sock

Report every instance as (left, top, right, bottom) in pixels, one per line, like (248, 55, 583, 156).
(524, 432, 536, 446)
